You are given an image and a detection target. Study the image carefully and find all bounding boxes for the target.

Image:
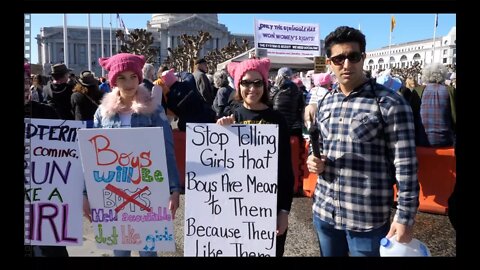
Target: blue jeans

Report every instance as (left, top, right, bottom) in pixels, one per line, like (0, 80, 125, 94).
(312, 214, 389, 257)
(113, 250, 157, 257)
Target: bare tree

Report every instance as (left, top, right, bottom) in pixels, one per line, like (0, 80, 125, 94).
(162, 31, 212, 72)
(204, 38, 251, 72)
(116, 29, 158, 64)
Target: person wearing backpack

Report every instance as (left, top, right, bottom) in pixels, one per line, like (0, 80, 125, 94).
(270, 67, 305, 140)
(217, 58, 294, 257)
(162, 69, 215, 131)
(306, 26, 419, 257)
(193, 58, 215, 106)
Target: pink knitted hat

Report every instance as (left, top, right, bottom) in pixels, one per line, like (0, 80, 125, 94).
(161, 68, 177, 88)
(98, 53, 145, 87)
(227, 58, 271, 90)
(313, 73, 332, 87)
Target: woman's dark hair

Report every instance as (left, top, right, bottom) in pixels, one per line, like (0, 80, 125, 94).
(324, 26, 366, 57)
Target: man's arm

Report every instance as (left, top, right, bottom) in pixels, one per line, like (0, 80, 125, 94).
(383, 96, 419, 242)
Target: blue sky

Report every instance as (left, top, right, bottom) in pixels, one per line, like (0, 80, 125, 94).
(28, 13, 456, 64)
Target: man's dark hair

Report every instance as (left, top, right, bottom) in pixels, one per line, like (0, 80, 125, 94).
(324, 26, 366, 57)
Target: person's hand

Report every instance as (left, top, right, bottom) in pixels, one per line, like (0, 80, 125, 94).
(306, 154, 326, 174)
(386, 221, 414, 243)
(304, 104, 318, 128)
(216, 114, 235, 125)
(82, 195, 92, 223)
(276, 211, 289, 236)
(169, 191, 180, 220)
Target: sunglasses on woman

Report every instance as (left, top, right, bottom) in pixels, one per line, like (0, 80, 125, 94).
(329, 52, 364, 66)
(240, 79, 264, 88)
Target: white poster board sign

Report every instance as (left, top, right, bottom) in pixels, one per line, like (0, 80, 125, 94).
(184, 123, 278, 257)
(24, 119, 85, 246)
(255, 19, 320, 57)
(77, 127, 175, 252)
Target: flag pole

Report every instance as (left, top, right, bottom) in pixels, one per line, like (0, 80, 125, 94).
(101, 14, 105, 77)
(388, 15, 394, 69)
(63, 14, 69, 67)
(432, 14, 438, 63)
(388, 30, 392, 69)
(87, 14, 92, 71)
(115, 14, 119, 54)
(109, 14, 113, 57)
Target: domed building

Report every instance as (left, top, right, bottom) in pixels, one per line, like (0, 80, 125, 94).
(35, 14, 254, 75)
(147, 14, 249, 64)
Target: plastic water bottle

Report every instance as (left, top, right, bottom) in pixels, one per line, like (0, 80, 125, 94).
(379, 236, 431, 257)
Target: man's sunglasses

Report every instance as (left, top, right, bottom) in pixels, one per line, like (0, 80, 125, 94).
(240, 79, 264, 88)
(329, 52, 364, 66)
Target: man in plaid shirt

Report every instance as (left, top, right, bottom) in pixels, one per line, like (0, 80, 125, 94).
(306, 26, 419, 256)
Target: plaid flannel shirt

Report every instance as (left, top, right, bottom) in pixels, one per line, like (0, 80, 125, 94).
(312, 79, 419, 231)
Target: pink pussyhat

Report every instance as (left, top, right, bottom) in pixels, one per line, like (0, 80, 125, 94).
(161, 68, 177, 88)
(227, 58, 271, 90)
(98, 53, 146, 87)
(313, 73, 332, 87)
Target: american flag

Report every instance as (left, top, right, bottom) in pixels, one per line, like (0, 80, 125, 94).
(117, 14, 130, 35)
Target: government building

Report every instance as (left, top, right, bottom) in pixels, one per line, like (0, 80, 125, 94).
(34, 14, 254, 76)
(32, 14, 456, 76)
(364, 26, 456, 71)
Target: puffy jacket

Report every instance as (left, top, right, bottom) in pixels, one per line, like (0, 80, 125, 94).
(270, 80, 305, 132)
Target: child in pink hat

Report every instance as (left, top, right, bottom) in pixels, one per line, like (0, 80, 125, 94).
(92, 53, 181, 257)
(218, 57, 294, 257)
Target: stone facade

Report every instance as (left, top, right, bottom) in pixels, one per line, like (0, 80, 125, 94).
(36, 26, 119, 76)
(364, 27, 456, 72)
(35, 14, 254, 76)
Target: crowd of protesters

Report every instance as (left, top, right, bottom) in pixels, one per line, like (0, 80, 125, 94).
(24, 25, 456, 257)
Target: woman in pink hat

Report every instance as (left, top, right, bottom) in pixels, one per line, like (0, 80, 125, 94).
(217, 58, 294, 257)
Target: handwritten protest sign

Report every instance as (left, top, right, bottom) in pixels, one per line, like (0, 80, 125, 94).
(254, 19, 320, 57)
(184, 124, 278, 257)
(77, 127, 175, 252)
(24, 119, 85, 246)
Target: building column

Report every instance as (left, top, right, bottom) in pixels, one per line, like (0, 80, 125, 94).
(41, 40, 47, 65)
(49, 42, 54, 63)
(69, 42, 74, 66)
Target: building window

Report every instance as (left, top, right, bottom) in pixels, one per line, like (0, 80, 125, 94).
(78, 44, 86, 65)
(443, 58, 447, 64)
(443, 49, 447, 55)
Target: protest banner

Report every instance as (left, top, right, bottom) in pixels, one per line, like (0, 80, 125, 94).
(24, 119, 85, 246)
(77, 127, 175, 252)
(184, 123, 278, 257)
(255, 19, 320, 57)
